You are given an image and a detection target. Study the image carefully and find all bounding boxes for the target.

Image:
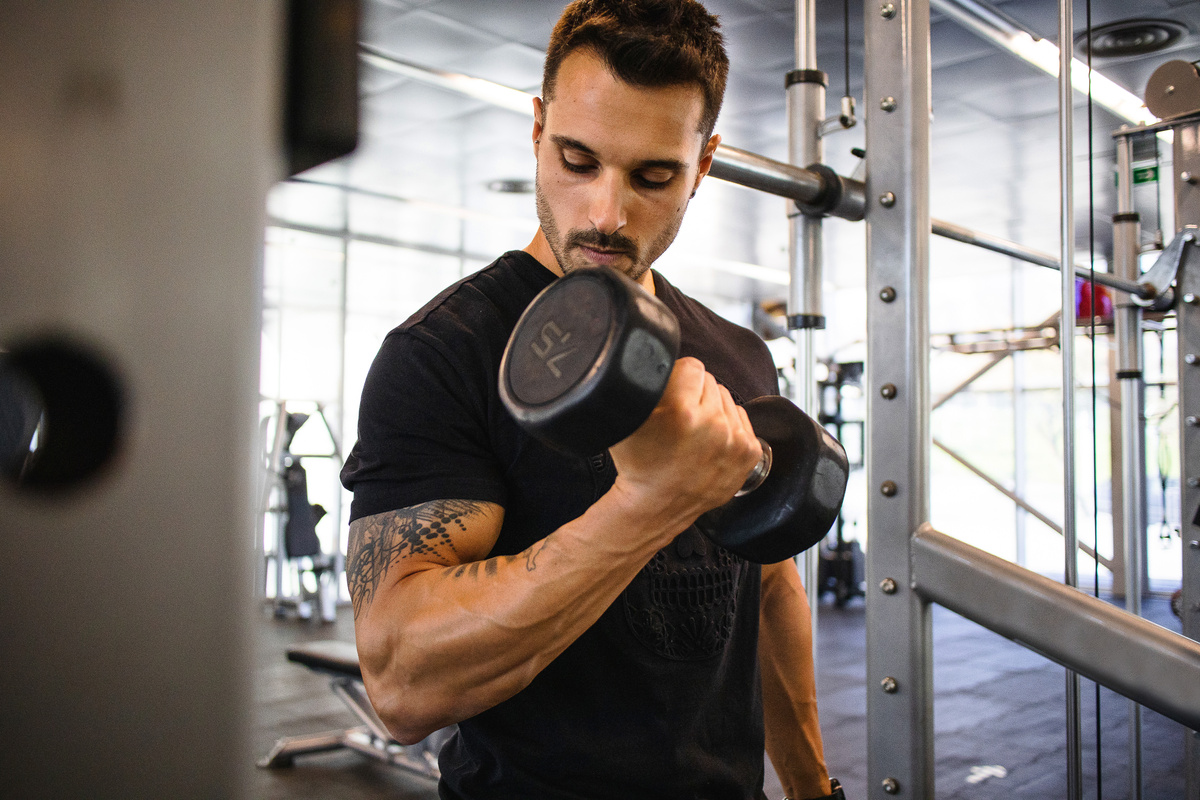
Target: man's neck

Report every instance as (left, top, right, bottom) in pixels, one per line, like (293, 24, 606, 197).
(523, 229, 562, 277)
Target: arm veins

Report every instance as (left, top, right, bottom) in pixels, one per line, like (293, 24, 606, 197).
(347, 499, 484, 618)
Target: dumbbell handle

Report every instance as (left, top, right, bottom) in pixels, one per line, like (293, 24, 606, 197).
(734, 437, 773, 497)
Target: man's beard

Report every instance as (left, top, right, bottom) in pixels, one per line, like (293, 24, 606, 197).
(535, 172, 686, 283)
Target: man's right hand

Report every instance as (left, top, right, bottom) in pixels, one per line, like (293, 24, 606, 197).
(607, 356, 762, 538)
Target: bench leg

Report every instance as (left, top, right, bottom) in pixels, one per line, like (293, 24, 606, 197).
(258, 677, 449, 780)
(258, 728, 354, 768)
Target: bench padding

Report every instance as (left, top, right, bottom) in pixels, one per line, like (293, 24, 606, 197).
(286, 640, 362, 679)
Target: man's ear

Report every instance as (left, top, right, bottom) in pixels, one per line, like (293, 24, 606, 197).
(693, 133, 722, 194)
(532, 97, 545, 153)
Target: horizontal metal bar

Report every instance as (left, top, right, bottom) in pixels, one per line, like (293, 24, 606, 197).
(710, 145, 821, 200)
(912, 524, 1200, 731)
(932, 438, 1113, 569)
(1112, 113, 1200, 139)
(708, 145, 866, 221)
(708, 151, 1149, 298)
(932, 218, 1146, 296)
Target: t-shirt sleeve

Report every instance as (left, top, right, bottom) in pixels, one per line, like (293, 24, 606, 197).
(341, 329, 507, 521)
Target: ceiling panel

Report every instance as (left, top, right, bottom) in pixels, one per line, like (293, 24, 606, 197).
(722, 12, 798, 73)
(444, 41, 547, 91)
(369, 9, 505, 68)
(295, 0, 1200, 308)
(420, 0, 569, 49)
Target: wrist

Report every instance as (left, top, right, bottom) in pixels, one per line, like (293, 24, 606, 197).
(784, 777, 845, 800)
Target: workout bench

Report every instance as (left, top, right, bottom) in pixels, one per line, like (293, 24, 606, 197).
(258, 640, 452, 779)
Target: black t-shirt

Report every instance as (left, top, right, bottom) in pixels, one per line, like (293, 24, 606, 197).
(342, 251, 780, 799)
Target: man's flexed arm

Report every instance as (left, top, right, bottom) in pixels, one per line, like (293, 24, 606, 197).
(348, 358, 763, 746)
(346, 498, 485, 619)
(349, 494, 677, 745)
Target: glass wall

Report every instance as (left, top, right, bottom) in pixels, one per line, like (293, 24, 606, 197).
(258, 177, 536, 599)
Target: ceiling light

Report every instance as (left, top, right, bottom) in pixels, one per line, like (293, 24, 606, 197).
(1007, 32, 1158, 125)
(487, 179, 535, 194)
(1076, 19, 1187, 59)
(931, 0, 1160, 127)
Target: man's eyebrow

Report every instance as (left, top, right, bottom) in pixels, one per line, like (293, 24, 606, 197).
(550, 134, 687, 173)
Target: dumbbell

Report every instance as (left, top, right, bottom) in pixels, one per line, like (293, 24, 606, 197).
(498, 267, 849, 564)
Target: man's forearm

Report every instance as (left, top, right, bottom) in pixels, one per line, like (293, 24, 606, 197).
(353, 488, 695, 744)
(760, 559, 830, 799)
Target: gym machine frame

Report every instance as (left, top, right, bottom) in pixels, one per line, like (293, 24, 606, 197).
(715, 1, 1200, 797)
(258, 399, 345, 621)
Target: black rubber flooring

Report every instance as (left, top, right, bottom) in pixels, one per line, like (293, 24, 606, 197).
(252, 592, 1187, 799)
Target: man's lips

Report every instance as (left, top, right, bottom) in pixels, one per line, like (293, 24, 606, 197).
(575, 244, 632, 264)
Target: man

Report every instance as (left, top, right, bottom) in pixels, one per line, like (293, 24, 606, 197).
(341, 2, 837, 798)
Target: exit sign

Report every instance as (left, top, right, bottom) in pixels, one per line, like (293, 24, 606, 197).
(1133, 165, 1159, 184)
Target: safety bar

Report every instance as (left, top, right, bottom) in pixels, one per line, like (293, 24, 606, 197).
(709, 148, 1151, 298)
(709, 144, 827, 206)
(931, 219, 1147, 297)
(911, 523, 1200, 731)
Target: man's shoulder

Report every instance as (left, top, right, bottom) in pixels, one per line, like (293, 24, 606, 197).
(653, 270, 762, 343)
(653, 270, 777, 398)
(398, 250, 554, 337)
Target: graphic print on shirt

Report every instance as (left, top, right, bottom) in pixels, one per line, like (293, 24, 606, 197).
(623, 526, 744, 660)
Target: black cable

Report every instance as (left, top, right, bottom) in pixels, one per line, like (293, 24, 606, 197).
(843, 0, 850, 100)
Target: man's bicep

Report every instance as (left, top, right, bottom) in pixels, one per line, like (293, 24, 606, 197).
(346, 499, 504, 619)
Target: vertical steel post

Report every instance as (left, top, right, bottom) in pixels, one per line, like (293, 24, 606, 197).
(1113, 133, 1145, 799)
(1174, 119, 1200, 799)
(0, 2, 272, 795)
(1057, 0, 1083, 794)
(863, 0, 933, 796)
(788, 0, 826, 638)
(787, 0, 825, 415)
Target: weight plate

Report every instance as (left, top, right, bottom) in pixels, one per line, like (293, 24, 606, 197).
(506, 275, 615, 407)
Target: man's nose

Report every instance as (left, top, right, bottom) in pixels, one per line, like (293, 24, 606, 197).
(588, 172, 627, 236)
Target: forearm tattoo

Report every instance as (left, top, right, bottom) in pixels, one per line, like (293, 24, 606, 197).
(346, 500, 551, 619)
(347, 499, 476, 618)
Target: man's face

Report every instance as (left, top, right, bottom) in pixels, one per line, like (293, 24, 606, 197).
(532, 48, 720, 284)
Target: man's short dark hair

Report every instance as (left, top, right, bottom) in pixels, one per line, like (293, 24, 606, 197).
(543, 0, 729, 139)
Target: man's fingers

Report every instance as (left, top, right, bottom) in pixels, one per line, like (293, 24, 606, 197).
(665, 356, 707, 402)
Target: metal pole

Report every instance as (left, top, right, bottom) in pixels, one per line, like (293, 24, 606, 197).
(932, 218, 1145, 297)
(1173, 118, 1200, 799)
(1057, 0, 1083, 793)
(864, 0, 934, 795)
(1114, 132, 1146, 800)
(789, 0, 824, 668)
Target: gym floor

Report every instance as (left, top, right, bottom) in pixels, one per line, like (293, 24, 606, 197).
(252, 592, 1186, 799)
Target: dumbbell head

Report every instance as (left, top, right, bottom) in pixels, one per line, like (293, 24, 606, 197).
(499, 268, 680, 455)
(697, 395, 848, 564)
